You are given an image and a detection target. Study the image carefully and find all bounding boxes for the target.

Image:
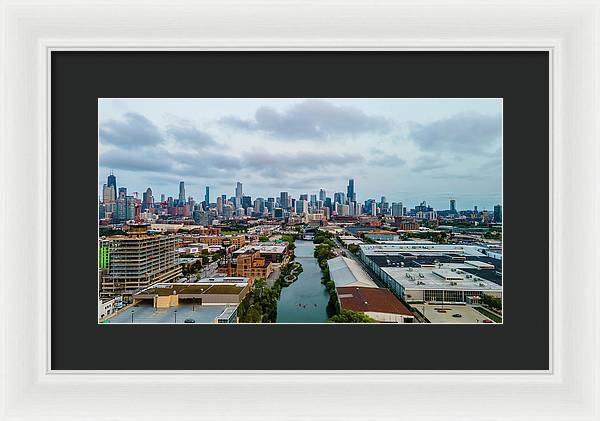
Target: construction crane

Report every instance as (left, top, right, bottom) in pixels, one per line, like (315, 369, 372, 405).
(132, 191, 139, 199)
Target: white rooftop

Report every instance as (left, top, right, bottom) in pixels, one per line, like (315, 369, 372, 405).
(359, 243, 486, 257)
(327, 256, 378, 289)
(382, 264, 502, 292)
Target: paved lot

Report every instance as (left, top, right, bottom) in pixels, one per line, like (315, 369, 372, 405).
(415, 304, 496, 324)
(107, 302, 228, 324)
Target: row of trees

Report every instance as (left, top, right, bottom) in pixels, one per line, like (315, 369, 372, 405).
(481, 293, 502, 311)
(237, 278, 279, 323)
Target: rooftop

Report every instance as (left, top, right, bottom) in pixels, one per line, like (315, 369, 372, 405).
(381, 265, 502, 292)
(337, 286, 413, 316)
(107, 302, 232, 324)
(327, 256, 378, 289)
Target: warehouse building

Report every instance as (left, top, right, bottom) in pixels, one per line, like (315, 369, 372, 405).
(358, 244, 502, 304)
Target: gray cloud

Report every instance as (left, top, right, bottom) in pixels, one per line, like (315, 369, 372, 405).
(165, 121, 218, 147)
(412, 157, 448, 172)
(244, 149, 365, 173)
(99, 148, 174, 173)
(220, 100, 392, 140)
(408, 111, 501, 153)
(369, 148, 406, 167)
(99, 112, 164, 149)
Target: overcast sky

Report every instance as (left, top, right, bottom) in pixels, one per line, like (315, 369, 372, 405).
(99, 98, 502, 211)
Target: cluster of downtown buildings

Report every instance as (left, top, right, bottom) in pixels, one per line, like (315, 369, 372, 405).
(100, 172, 502, 226)
(98, 171, 502, 324)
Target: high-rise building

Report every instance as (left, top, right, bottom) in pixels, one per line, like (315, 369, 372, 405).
(118, 187, 127, 198)
(494, 205, 502, 222)
(142, 187, 153, 209)
(347, 179, 355, 203)
(280, 192, 289, 209)
(242, 196, 252, 210)
(102, 184, 116, 204)
(160, 194, 166, 203)
(310, 194, 317, 206)
(296, 199, 308, 215)
(334, 192, 346, 205)
(235, 182, 243, 199)
(205, 186, 210, 206)
(299, 194, 308, 201)
(107, 171, 117, 201)
(100, 223, 182, 300)
(254, 197, 265, 214)
(216, 196, 223, 214)
(319, 189, 326, 202)
(178, 181, 186, 204)
(335, 203, 350, 216)
(450, 199, 457, 215)
(392, 202, 404, 216)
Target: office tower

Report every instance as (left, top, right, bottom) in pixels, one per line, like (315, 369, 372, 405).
(216, 196, 223, 214)
(474, 205, 478, 213)
(274, 208, 284, 219)
(242, 196, 252, 210)
(324, 197, 333, 210)
(160, 194, 166, 203)
(299, 194, 308, 201)
(223, 204, 233, 219)
(280, 192, 289, 209)
(336, 203, 350, 216)
(142, 187, 153, 209)
(450, 199, 457, 215)
(102, 184, 115, 204)
(98, 203, 106, 219)
(107, 171, 117, 200)
(254, 197, 265, 214)
(310, 194, 317, 206)
(118, 187, 127, 198)
(100, 224, 182, 299)
(334, 192, 345, 205)
(235, 182, 243, 199)
(265, 198, 275, 213)
(319, 189, 326, 202)
(371, 203, 377, 216)
(205, 186, 210, 206)
(347, 179, 355, 203)
(167, 196, 174, 207)
(178, 181, 186, 204)
(392, 202, 404, 216)
(296, 199, 308, 215)
(494, 204, 503, 222)
(380, 196, 386, 205)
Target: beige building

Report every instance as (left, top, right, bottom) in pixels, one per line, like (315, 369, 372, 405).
(101, 224, 182, 300)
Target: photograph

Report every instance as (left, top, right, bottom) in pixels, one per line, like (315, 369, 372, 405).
(98, 98, 503, 324)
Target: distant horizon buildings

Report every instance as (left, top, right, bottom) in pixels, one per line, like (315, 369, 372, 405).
(98, 171, 502, 224)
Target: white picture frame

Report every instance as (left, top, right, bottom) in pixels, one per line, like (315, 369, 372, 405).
(1, 0, 599, 420)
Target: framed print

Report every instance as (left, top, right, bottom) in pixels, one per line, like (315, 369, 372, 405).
(1, 1, 599, 420)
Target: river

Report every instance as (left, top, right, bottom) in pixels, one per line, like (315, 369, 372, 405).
(276, 240, 330, 323)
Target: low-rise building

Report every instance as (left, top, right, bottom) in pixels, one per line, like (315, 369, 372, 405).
(337, 286, 414, 323)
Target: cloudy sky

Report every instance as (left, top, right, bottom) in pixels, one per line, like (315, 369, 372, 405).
(99, 98, 502, 210)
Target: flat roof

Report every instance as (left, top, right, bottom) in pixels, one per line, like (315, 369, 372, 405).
(327, 256, 378, 289)
(382, 265, 502, 292)
(134, 283, 247, 297)
(337, 286, 413, 316)
(233, 244, 287, 254)
(359, 243, 487, 257)
(108, 302, 230, 324)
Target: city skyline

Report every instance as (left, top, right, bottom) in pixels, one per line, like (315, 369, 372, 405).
(99, 98, 502, 210)
(100, 171, 498, 213)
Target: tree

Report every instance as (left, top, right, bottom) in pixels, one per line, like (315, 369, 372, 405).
(259, 235, 270, 242)
(244, 306, 262, 323)
(329, 310, 376, 323)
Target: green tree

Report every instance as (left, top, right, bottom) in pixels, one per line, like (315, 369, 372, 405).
(259, 235, 270, 242)
(329, 310, 376, 323)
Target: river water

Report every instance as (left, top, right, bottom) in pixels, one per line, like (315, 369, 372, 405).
(276, 240, 330, 323)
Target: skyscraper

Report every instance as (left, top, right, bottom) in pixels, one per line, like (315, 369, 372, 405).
(235, 182, 243, 199)
(280, 192, 289, 209)
(102, 184, 115, 204)
(494, 204, 503, 222)
(107, 171, 117, 201)
(347, 179, 355, 203)
(118, 187, 127, 198)
(178, 181, 186, 204)
(216, 196, 223, 214)
(392, 202, 404, 216)
(319, 189, 326, 202)
(205, 186, 210, 206)
(450, 199, 457, 215)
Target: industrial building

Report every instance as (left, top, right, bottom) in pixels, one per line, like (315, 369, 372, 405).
(358, 244, 502, 304)
(100, 224, 182, 300)
(327, 256, 414, 323)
